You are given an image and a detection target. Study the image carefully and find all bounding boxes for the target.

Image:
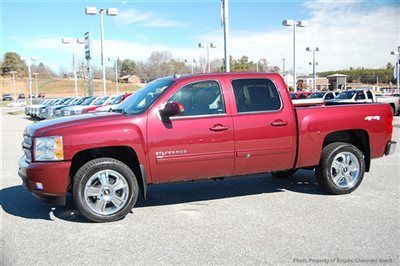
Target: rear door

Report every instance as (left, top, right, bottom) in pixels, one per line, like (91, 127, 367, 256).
(228, 78, 296, 175)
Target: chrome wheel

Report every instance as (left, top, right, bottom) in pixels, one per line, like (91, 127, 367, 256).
(330, 151, 360, 189)
(84, 170, 129, 216)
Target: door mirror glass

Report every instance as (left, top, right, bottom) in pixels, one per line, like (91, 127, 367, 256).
(160, 101, 184, 118)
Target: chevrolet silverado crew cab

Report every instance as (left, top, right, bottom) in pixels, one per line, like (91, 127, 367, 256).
(19, 73, 396, 222)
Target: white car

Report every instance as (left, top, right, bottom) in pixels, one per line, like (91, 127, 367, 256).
(292, 91, 339, 106)
(328, 89, 399, 115)
(7, 100, 27, 107)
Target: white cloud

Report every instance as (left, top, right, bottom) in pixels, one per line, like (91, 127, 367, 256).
(116, 8, 186, 28)
(197, 0, 400, 73)
(21, 1, 400, 73)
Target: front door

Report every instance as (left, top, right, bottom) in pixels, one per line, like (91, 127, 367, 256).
(228, 78, 295, 175)
(147, 80, 234, 183)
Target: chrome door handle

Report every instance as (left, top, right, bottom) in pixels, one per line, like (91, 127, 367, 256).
(210, 124, 230, 131)
(271, 119, 288, 127)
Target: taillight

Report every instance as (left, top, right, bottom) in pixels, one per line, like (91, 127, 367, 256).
(387, 114, 393, 135)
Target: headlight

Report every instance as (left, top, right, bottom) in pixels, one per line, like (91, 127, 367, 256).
(64, 110, 71, 115)
(55, 110, 61, 115)
(34, 136, 64, 161)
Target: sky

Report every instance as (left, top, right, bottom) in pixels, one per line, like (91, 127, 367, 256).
(2, 0, 400, 75)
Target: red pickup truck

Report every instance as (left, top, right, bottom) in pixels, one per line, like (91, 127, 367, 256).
(19, 73, 396, 222)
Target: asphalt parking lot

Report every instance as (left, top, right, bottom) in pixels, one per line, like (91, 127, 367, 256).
(1, 109, 399, 265)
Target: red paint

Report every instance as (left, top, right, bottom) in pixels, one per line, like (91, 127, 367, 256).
(19, 73, 394, 199)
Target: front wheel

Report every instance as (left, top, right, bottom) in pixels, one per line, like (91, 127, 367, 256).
(72, 158, 139, 222)
(315, 142, 365, 195)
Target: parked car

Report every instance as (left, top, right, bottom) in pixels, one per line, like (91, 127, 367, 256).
(2, 94, 13, 101)
(38, 93, 45, 98)
(18, 93, 25, 99)
(37, 98, 63, 119)
(95, 93, 133, 112)
(290, 91, 312, 99)
(292, 91, 339, 107)
(42, 98, 71, 119)
(328, 89, 399, 115)
(18, 73, 396, 222)
(80, 96, 110, 113)
(61, 96, 97, 117)
(27, 98, 50, 118)
(7, 100, 26, 107)
(374, 93, 399, 115)
(61, 96, 98, 116)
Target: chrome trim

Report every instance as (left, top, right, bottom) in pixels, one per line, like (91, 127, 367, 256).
(170, 113, 227, 120)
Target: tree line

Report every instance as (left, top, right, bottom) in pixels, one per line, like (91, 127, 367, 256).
(317, 63, 396, 84)
(1, 51, 396, 84)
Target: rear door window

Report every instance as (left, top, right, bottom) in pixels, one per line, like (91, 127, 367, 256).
(231, 79, 281, 113)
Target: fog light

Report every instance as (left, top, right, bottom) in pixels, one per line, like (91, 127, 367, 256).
(35, 182, 44, 190)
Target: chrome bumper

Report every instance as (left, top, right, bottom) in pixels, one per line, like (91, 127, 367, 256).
(385, 141, 397, 156)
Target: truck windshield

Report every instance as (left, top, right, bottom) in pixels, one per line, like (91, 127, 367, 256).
(337, 91, 357, 99)
(117, 77, 176, 115)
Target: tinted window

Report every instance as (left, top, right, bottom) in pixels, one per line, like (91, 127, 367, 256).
(232, 79, 281, 113)
(309, 92, 325, 98)
(356, 91, 366, 100)
(337, 91, 357, 99)
(366, 91, 373, 100)
(119, 77, 175, 115)
(324, 93, 334, 100)
(298, 93, 308, 99)
(169, 80, 224, 116)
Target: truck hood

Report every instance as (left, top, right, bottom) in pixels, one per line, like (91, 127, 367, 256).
(25, 112, 124, 137)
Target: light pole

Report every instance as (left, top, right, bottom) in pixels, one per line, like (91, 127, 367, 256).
(22, 57, 37, 104)
(282, 19, 307, 92)
(62, 38, 84, 97)
(221, 0, 230, 72)
(390, 46, 400, 93)
(108, 58, 120, 93)
(9, 71, 17, 99)
(184, 59, 196, 74)
(306, 47, 320, 92)
(86, 6, 118, 96)
(198, 43, 216, 73)
(282, 58, 286, 83)
(33, 72, 39, 96)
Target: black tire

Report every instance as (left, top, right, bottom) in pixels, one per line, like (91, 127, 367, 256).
(272, 169, 297, 178)
(315, 142, 365, 195)
(72, 158, 139, 222)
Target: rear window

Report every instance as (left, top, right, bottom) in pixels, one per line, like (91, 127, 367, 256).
(232, 79, 281, 113)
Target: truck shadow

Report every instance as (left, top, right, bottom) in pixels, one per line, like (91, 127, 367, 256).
(0, 170, 327, 223)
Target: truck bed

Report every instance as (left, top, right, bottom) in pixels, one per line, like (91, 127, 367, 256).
(294, 103, 392, 169)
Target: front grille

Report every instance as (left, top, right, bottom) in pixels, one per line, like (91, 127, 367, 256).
(22, 135, 32, 163)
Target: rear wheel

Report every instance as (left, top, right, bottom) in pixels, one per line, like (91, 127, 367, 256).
(72, 158, 139, 222)
(315, 142, 365, 194)
(271, 169, 297, 178)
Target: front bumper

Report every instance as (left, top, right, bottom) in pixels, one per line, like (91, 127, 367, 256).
(18, 156, 71, 199)
(385, 141, 397, 156)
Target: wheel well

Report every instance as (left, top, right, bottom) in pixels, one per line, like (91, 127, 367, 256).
(322, 129, 371, 172)
(69, 146, 145, 196)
